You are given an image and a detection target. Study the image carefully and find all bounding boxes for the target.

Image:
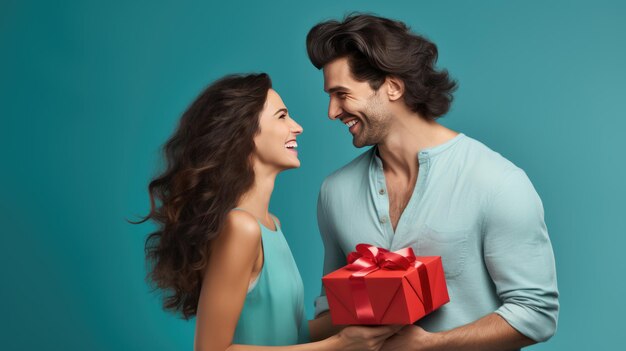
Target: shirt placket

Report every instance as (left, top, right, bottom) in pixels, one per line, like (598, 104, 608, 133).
(370, 152, 393, 247)
(389, 151, 431, 250)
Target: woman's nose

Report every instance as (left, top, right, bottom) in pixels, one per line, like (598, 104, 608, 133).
(290, 118, 303, 135)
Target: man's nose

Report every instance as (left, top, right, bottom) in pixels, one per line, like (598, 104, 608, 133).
(328, 98, 342, 120)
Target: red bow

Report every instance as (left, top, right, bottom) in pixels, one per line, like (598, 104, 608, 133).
(346, 243, 417, 272)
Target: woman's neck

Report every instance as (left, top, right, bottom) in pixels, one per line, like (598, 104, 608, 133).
(236, 166, 277, 224)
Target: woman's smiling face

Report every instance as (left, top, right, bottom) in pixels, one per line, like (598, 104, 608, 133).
(252, 89, 303, 171)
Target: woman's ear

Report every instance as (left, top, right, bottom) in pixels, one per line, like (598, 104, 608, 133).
(386, 76, 405, 102)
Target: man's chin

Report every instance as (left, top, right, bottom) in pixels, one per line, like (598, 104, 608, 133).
(352, 137, 372, 148)
(352, 141, 365, 148)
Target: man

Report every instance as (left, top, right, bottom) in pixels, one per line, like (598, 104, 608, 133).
(306, 14, 559, 350)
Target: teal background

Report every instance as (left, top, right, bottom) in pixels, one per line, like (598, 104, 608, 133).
(1, 0, 624, 350)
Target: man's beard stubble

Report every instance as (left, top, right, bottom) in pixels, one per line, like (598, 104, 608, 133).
(352, 95, 391, 148)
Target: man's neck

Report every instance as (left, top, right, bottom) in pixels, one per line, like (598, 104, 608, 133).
(377, 112, 458, 179)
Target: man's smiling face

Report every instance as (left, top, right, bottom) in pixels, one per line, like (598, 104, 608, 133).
(323, 57, 392, 148)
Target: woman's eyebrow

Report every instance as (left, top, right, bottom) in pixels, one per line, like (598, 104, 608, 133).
(274, 108, 288, 116)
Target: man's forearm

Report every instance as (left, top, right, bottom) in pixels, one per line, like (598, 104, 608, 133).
(428, 313, 535, 351)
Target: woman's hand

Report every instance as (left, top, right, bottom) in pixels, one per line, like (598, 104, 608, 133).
(332, 325, 403, 351)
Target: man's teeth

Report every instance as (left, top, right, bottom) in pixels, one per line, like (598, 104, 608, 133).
(285, 141, 298, 149)
(345, 120, 358, 128)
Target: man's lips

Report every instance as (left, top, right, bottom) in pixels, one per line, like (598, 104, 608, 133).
(341, 117, 360, 133)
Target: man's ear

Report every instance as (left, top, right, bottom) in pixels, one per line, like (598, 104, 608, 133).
(385, 76, 405, 102)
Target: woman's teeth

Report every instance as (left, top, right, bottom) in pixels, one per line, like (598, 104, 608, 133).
(285, 141, 298, 149)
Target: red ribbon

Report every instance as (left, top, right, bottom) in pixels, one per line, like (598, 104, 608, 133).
(345, 243, 433, 324)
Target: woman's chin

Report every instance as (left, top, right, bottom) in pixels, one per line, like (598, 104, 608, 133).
(287, 160, 301, 169)
(285, 150, 301, 168)
(280, 159, 301, 170)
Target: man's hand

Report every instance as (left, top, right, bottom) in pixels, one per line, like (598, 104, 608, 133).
(381, 325, 438, 351)
(335, 325, 404, 351)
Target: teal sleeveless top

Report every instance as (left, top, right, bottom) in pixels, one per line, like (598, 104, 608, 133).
(231, 209, 310, 346)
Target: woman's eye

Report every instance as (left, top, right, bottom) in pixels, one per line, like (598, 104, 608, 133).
(279, 114, 287, 119)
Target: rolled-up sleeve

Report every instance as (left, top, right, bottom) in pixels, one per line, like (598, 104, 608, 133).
(483, 169, 559, 342)
(314, 180, 346, 317)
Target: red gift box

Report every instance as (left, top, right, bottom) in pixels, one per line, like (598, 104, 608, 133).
(322, 243, 449, 325)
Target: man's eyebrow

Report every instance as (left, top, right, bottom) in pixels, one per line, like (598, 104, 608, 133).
(273, 108, 288, 116)
(325, 86, 349, 94)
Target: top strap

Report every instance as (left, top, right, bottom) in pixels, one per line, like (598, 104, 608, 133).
(231, 207, 280, 232)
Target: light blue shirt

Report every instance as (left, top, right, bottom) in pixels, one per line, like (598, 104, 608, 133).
(314, 133, 559, 343)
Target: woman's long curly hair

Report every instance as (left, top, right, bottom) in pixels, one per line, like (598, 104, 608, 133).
(134, 73, 271, 319)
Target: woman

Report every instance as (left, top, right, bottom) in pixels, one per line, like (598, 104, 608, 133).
(137, 73, 398, 350)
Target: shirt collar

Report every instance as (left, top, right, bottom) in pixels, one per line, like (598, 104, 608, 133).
(371, 133, 466, 167)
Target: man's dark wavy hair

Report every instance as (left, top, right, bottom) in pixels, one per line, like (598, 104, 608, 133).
(306, 13, 457, 119)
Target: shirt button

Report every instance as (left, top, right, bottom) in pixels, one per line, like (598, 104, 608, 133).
(379, 189, 386, 195)
(380, 216, 388, 224)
